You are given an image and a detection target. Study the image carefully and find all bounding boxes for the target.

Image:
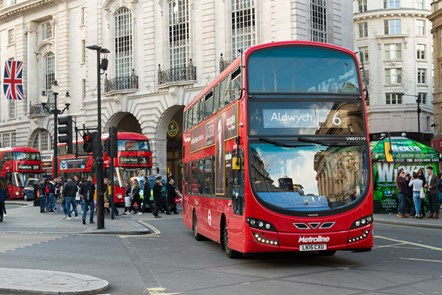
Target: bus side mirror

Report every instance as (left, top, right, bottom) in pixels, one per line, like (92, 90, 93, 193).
(232, 156, 241, 170)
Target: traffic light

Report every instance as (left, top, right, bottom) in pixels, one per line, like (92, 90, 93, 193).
(83, 132, 94, 153)
(58, 116, 73, 154)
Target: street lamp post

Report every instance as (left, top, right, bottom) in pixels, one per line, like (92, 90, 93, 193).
(87, 45, 109, 230)
(40, 81, 71, 178)
(416, 97, 422, 142)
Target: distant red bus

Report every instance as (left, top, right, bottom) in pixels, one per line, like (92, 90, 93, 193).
(0, 146, 42, 199)
(182, 41, 373, 258)
(57, 132, 152, 204)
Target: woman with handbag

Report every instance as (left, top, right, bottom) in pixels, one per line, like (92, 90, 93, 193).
(409, 171, 424, 219)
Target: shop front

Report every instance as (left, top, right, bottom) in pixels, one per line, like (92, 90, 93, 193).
(370, 136, 441, 213)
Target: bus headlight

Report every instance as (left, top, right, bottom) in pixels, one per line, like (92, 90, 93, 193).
(247, 217, 276, 231)
(116, 194, 123, 200)
(15, 191, 19, 196)
(351, 215, 373, 229)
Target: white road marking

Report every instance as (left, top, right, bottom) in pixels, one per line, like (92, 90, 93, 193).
(399, 257, 442, 263)
(375, 235, 442, 251)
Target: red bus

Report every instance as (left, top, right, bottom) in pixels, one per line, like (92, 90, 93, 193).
(0, 146, 42, 199)
(182, 41, 373, 258)
(57, 132, 152, 204)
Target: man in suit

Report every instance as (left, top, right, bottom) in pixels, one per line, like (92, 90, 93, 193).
(425, 166, 439, 219)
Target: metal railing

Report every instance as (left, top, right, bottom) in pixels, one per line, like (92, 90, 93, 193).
(158, 60, 196, 85)
(29, 104, 49, 117)
(220, 53, 235, 73)
(104, 69, 139, 93)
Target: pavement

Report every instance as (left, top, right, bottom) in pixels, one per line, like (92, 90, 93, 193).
(0, 201, 441, 294)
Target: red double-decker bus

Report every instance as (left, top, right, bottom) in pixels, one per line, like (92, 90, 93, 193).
(0, 146, 42, 199)
(182, 41, 373, 258)
(57, 132, 152, 204)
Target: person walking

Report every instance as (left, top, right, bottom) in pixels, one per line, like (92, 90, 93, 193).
(166, 176, 179, 214)
(425, 166, 439, 219)
(152, 176, 163, 218)
(130, 178, 142, 215)
(47, 178, 56, 212)
(417, 169, 427, 217)
(409, 171, 424, 218)
(0, 179, 6, 222)
(395, 169, 408, 218)
(80, 176, 95, 224)
(38, 178, 47, 213)
(403, 170, 414, 215)
(142, 176, 153, 213)
(63, 178, 78, 220)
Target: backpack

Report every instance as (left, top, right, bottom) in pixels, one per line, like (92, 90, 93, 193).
(45, 185, 50, 195)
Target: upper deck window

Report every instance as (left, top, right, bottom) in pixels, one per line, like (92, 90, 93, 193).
(247, 46, 360, 94)
(118, 140, 150, 151)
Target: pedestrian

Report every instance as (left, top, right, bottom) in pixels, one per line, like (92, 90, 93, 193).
(417, 169, 427, 217)
(425, 166, 439, 219)
(152, 176, 163, 218)
(395, 168, 408, 218)
(0, 178, 7, 222)
(47, 178, 56, 212)
(0, 177, 7, 217)
(130, 178, 143, 215)
(38, 178, 47, 213)
(160, 178, 170, 214)
(123, 180, 131, 214)
(142, 176, 153, 213)
(409, 171, 424, 218)
(166, 176, 179, 214)
(63, 178, 78, 220)
(80, 176, 95, 224)
(439, 173, 442, 210)
(403, 170, 413, 215)
(104, 178, 119, 216)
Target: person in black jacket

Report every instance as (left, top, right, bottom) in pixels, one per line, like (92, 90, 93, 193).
(80, 176, 95, 224)
(63, 178, 78, 220)
(166, 177, 179, 214)
(152, 176, 163, 218)
(142, 176, 153, 213)
(130, 178, 142, 215)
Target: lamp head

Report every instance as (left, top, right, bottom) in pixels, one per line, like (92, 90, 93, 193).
(40, 90, 48, 105)
(64, 91, 71, 109)
(52, 80, 59, 95)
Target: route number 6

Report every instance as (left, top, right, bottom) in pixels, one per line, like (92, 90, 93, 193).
(332, 112, 341, 126)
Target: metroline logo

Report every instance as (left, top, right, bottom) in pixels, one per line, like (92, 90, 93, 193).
(298, 236, 330, 243)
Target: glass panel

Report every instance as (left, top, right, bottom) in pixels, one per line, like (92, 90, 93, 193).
(13, 152, 41, 160)
(249, 142, 369, 213)
(247, 46, 360, 94)
(249, 101, 365, 136)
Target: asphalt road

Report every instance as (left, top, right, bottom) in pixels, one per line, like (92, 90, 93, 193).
(1, 203, 441, 295)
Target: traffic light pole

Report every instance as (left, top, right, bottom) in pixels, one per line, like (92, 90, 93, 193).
(53, 93, 59, 179)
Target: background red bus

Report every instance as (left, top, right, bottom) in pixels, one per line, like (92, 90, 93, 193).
(0, 146, 42, 199)
(57, 131, 152, 204)
(182, 41, 373, 258)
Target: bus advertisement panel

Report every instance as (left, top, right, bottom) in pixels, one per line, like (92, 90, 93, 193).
(182, 41, 373, 258)
(57, 132, 152, 204)
(0, 146, 42, 199)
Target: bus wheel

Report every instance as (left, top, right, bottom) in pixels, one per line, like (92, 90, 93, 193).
(222, 222, 241, 259)
(192, 212, 204, 241)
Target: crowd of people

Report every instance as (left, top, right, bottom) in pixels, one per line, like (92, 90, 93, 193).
(395, 166, 441, 219)
(33, 174, 181, 223)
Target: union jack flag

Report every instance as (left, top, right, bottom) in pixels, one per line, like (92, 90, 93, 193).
(3, 60, 24, 101)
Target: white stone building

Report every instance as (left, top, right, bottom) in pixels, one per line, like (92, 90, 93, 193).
(353, 0, 434, 144)
(0, 0, 353, 185)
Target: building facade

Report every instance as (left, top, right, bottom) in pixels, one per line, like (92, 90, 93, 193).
(354, 0, 434, 144)
(0, 0, 353, 183)
(429, 0, 442, 152)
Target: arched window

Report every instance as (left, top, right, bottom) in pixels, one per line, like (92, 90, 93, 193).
(114, 7, 132, 78)
(32, 130, 51, 151)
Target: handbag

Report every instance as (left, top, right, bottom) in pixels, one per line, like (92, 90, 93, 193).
(420, 187, 425, 199)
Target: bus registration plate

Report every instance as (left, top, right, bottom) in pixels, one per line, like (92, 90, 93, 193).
(299, 244, 327, 251)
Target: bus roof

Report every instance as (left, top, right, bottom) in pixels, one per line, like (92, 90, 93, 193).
(184, 40, 357, 111)
(58, 131, 149, 146)
(0, 146, 41, 153)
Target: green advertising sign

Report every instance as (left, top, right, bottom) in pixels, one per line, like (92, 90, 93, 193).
(370, 137, 440, 213)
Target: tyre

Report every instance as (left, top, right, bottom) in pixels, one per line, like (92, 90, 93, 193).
(192, 212, 204, 241)
(222, 221, 241, 258)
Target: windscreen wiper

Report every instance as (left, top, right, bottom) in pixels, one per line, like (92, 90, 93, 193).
(297, 136, 354, 147)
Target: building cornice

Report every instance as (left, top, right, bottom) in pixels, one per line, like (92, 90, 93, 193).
(354, 9, 431, 22)
(0, 0, 55, 22)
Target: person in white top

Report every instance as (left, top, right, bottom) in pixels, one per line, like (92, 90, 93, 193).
(409, 171, 424, 218)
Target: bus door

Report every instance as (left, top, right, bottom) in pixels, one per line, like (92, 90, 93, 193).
(226, 149, 244, 239)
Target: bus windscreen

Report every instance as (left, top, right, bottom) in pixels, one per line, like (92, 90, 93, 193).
(247, 46, 360, 94)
